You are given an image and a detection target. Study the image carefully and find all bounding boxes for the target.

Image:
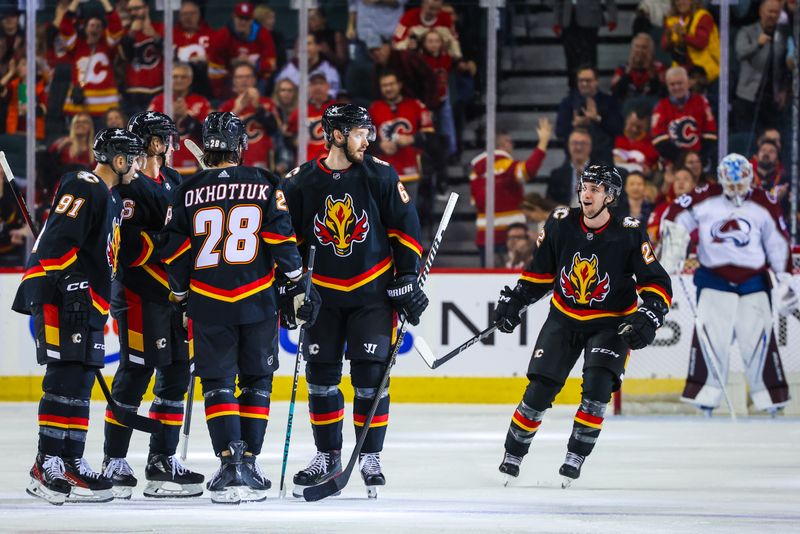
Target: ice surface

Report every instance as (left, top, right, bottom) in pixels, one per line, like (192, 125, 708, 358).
(0, 402, 798, 533)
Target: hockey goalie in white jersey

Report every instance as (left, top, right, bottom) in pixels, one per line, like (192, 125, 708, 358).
(660, 154, 794, 414)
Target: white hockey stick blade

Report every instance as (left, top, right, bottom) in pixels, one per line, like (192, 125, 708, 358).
(0, 151, 16, 183)
(183, 139, 208, 169)
(413, 335, 436, 368)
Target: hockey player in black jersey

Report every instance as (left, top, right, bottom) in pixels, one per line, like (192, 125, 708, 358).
(493, 165, 672, 488)
(12, 128, 145, 505)
(101, 111, 203, 499)
(282, 104, 429, 498)
(160, 111, 321, 504)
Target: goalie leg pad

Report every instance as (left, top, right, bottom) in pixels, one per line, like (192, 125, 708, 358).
(351, 361, 389, 454)
(504, 375, 561, 457)
(201, 379, 240, 455)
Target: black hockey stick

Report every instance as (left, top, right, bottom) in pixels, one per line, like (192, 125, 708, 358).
(279, 245, 317, 499)
(303, 192, 459, 502)
(179, 374, 196, 460)
(0, 151, 163, 434)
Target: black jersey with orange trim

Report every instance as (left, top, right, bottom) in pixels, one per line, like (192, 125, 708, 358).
(518, 207, 672, 332)
(112, 167, 182, 309)
(12, 171, 124, 329)
(282, 154, 422, 308)
(160, 165, 303, 325)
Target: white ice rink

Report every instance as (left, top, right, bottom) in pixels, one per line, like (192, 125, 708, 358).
(0, 402, 798, 533)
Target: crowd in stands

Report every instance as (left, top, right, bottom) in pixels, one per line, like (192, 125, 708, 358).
(0, 0, 798, 268)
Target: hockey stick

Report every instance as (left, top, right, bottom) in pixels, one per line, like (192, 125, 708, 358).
(183, 139, 208, 170)
(677, 275, 737, 422)
(179, 374, 196, 461)
(303, 192, 459, 502)
(0, 151, 163, 434)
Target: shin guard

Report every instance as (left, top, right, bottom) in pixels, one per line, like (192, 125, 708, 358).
(308, 384, 344, 452)
(353, 389, 389, 454)
(203, 386, 240, 455)
(238, 387, 271, 455)
(148, 396, 184, 456)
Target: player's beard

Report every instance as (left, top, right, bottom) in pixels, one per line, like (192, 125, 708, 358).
(345, 143, 365, 164)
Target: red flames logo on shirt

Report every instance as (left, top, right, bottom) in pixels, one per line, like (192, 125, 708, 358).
(668, 117, 700, 148)
(314, 194, 369, 257)
(107, 217, 122, 280)
(560, 253, 610, 306)
(379, 118, 413, 141)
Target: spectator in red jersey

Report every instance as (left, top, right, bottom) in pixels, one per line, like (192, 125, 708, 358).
(366, 35, 438, 111)
(119, 0, 164, 116)
(369, 71, 436, 199)
(613, 107, 659, 177)
(48, 112, 95, 173)
(287, 71, 335, 163)
(418, 29, 457, 156)
(208, 2, 276, 100)
(272, 78, 298, 174)
(393, 0, 461, 59)
(0, 55, 47, 139)
(103, 106, 127, 128)
(611, 33, 666, 103)
(470, 118, 553, 265)
(309, 7, 348, 72)
(275, 33, 341, 99)
(650, 66, 717, 166)
(174, 0, 214, 100)
(149, 62, 212, 175)
(60, 0, 123, 120)
(504, 223, 535, 270)
(647, 165, 696, 244)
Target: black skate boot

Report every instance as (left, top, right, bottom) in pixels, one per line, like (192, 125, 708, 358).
(241, 454, 271, 502)
(499, 452, 523, 486)
(206, 441, 246, 504)
(63, 457, 114, 502)
(102, 457, 138, 499)
(27, 453, 71, 505)
(359, 452, 385, 499)
(144, 453, 204, 498)
(558, 452, 585, 488)
(292, 450, 342, 498)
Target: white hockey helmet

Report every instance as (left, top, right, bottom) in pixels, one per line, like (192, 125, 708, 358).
(717, 153, 753, 207)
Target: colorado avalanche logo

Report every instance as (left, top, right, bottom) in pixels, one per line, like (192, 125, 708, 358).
(314, 194, 369, 257)
(711, 217, 752, 246)
(560, 253, 610, 306)
(668, 117, 700, 148)
(107, 217, 122, 280)
(379, 118, 413, 141)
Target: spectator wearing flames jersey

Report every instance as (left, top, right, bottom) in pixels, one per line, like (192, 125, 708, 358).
(173, 0, 214, 100)
(613, 108, 659, 177)
(219, 61, 281, 170)
(287, 72, 335, 163)
(148, 62, 211, 175)
(118, 0, 164, 117)
(651, 66, 717, 166)
(207, 2, 276, 101)
(393, 0, 461, 59)
(369, 71, 435, 200)
(60, 0, 124, 119)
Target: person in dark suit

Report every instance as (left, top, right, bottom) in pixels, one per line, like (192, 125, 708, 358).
(547, 128, 593, 206)
(553, 0, 618, 88)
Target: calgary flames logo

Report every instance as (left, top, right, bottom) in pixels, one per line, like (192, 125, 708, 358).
(314, 194, 369, 257)
(107, 217, 122, 280)
(559, 253, 610, 306)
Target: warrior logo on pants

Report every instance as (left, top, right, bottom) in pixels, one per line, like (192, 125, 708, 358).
(314, 194, 370, 257)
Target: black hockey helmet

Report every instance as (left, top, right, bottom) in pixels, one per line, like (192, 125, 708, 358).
(203, 111, 248, 152)
(579, 164, 623, 203)
(321, 104, 376, 144)
(93, 128, 146, 165)
(127, 111, 179, 150)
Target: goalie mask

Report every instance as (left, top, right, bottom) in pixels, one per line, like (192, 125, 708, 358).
(717, 153, 753, 207)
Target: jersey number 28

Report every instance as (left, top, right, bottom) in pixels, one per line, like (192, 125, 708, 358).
(193, 205, 262, 268)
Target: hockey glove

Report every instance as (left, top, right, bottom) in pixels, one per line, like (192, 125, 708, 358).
(168, 292, 188, 330)
(57, 273, 92, 327)
(618, 299, 668, 350)
(774, 272, 800, 317)
(494, 284, 529, 334)
(387, 273, 429, 326)
(278, 273, 322, 329)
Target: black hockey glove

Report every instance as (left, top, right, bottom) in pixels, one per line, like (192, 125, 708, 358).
(618, 299, 668, 350)
(278, 273, 322, 329)
(168, 292, 188, 331)
(386, 273, 429, 326)
(57, 273, 91, 327)
(494, 284, 529, 334)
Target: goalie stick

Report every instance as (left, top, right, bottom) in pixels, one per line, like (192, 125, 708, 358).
(303, 192, 459, 502)
(0, 151, 163, 434)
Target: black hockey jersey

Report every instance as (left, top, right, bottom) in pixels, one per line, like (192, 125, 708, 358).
(160, 165, 303, 325)
(519, 207, 672, 331)
(12, 171, 124, 329)
(282, 154, 422, 308)
(111, 167, 181, 309)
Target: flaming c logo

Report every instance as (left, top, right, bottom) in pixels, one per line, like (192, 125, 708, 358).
(314, 194, 370, 257)
(559, 253, 610, 306)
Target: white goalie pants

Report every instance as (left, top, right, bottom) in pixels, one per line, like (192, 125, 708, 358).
(680, 288, 791, 411)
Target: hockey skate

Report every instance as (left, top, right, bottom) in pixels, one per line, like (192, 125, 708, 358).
(498, 452, 522, 487)
(63, 457, 114, 502)
(27, 454, 71, 505)
(292, 450, 342, 498)
(102, 457, 138, 499)
(240, 455, 270, 503)
(206, 441, 246, 505)
(359, 453, 385, 499)
(143, 453, 204, 498)
(559, 452, 585, 489)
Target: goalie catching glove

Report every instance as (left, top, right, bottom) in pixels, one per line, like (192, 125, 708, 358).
(386, 273, 429, 326)
(617, 299, 668, 349)
(278, 273, 322, 329)
(57, 273, 92, 327)
(494, 284, 531, 333)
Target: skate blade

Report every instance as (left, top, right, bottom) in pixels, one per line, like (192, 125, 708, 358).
(240, 487, 267, 503)
(210, 486, 242, 505)
(66, 487, 114, 503)
(366, 486, 378, 499)
(144, 480, 203, 498)
(561, 476, 574, 489)
(111, 486, 133, 500)
(26, 480, 66, 505)
(503, 474, 516, 487)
